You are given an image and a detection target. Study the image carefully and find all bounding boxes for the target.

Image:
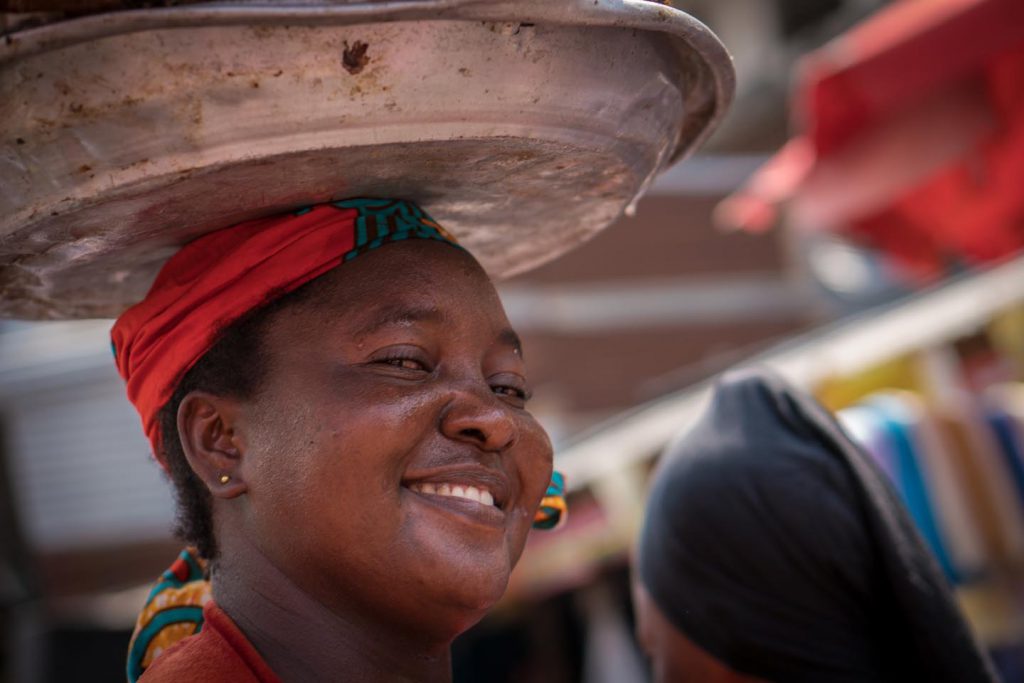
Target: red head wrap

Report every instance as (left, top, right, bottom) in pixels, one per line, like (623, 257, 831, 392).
(111, 198, 458, 466)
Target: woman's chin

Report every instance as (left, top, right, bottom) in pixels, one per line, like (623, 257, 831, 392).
(413, 565, 511, 635)
(437, 593, 505, 638)
(435, 558, 510, 607)
(402, 516, 520, 605)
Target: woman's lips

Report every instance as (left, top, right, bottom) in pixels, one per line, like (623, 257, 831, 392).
(403, 480, 507, 529)
(411, 482, 496, 507)
(402, 465, 511, 507)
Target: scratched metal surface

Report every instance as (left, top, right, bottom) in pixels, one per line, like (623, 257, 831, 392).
(0, 0, 733, 318)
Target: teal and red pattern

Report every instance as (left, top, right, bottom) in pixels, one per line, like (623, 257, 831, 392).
(533, 471, 568, 530)
(126, 548, 211, 683)
(292, 198, 461, 261)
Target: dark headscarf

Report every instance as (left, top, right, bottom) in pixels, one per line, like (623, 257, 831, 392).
(637, 368, 998, 683)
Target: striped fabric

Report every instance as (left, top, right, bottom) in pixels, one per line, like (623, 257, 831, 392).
(533, 470, 568, 530)
(127, 548, 211, 682)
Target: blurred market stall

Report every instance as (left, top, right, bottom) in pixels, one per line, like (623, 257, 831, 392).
(717, 0, 1024, 282)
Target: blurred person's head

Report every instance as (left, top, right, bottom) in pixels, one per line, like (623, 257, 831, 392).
(634, 369, 997, 683)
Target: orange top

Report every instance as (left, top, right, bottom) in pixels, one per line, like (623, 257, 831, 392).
(139, 601, 281, 683)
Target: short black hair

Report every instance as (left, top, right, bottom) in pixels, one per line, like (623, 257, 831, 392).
(156, 283, 319, 561)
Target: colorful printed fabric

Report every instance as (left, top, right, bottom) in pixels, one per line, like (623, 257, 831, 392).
(127, 548, 211, 683)
(533, 470, 568, 530)
(111, 198, 460, 465)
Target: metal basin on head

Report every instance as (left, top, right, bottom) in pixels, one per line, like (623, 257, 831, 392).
(0, 0, 734, 319)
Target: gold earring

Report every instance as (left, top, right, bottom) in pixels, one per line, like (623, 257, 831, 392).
(219, 474, 230, 485)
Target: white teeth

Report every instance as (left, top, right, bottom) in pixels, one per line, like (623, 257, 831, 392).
(411, 482, 497, 507)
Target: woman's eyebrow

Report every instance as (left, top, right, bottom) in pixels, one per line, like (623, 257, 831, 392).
(352, 305, 445, 338)
(498, 328, 524, 359)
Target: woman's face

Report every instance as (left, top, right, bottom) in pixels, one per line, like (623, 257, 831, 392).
(230, 240, 553, 639)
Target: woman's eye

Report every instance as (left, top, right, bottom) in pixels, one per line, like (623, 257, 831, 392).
(381, 357, 426, 371)
(492, 384, 529, 402)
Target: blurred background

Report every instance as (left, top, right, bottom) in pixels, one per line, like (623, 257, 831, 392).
(3, 0, 1024, 680)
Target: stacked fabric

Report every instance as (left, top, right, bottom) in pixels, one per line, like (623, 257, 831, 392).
(837, 384, 1024, 584)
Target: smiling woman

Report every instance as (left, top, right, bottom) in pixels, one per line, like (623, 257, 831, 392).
(110, 199, 558, 682)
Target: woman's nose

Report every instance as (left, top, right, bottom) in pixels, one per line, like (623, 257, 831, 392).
(440, 384, 518, 452)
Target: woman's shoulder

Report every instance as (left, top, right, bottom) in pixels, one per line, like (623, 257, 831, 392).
(139, 602, 280, 683)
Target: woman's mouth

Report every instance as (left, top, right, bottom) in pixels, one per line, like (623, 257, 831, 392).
(403, 474, 509, 529)
(409, 482, 496, 508)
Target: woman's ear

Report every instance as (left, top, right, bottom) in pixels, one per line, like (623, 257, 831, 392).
(177, 391, 248, 499)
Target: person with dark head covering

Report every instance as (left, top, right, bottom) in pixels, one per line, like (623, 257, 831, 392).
(635, 368, 999, 683)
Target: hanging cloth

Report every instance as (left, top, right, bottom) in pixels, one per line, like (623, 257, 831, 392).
(837, 405, 898, 481)
(864, 394, 959, 582)
(906, 394, 990, 581)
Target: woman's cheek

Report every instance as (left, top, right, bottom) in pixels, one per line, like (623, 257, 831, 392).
(523, 422, 555, 497)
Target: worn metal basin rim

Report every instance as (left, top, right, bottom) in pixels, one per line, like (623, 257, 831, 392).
(0, 0, 734, 319)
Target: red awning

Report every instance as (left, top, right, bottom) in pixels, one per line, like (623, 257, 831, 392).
(717, 0, 1024, 281)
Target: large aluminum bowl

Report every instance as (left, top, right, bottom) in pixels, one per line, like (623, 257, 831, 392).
(0, 0, 733, 318)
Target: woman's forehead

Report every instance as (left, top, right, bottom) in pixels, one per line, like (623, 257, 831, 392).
(325, 239, 489, 296)
(271, 241, 517, 346)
